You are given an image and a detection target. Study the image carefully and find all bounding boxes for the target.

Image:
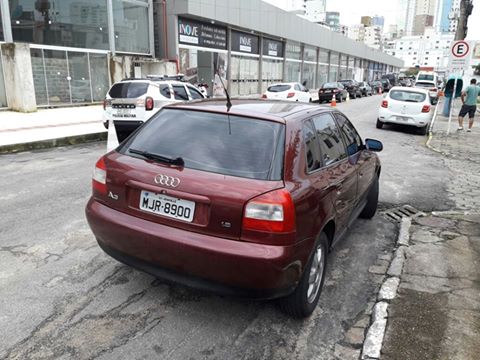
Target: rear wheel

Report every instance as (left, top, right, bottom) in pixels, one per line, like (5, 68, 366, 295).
(280, 233, 328, 318)
(360, 175, 379, 219)
(352, 93, 357, 99)
(418, 125, 428, 135)
(376, 119, 384, 129)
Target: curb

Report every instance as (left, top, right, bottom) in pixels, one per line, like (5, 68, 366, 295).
(0, 132, 107, 154)
(361, 217, 412, 360)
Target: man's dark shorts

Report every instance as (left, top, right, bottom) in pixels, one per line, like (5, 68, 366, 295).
(459, 104, 477, 118)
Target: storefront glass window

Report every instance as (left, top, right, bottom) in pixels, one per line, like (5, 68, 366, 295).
(113, 0, 150, 54)
(302, 63, 315, 89)
(262, 58, 283, 92)
(285, 61, 301, 83)
(69, 52, 91, 103)
(329, 65, 338, 82)
(330, 52, 339, 67)
(179, 48, 199, 84)
(43, 50, 70, 104)
(317, 64, 328, 87)
(285, 42, 301, 60)
(231, 55, 259, 96)
(319, 49, 329, 64)
(10, 0, 109, 50)
(340, 54, 348, 68)
(304, 46, 316, 62)
(89, 53, 109, 101)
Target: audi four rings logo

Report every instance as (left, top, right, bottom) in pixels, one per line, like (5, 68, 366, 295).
(154, 174, 180, 187)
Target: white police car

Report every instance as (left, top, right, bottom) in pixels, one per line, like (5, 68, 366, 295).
(103, 75, 206, 142)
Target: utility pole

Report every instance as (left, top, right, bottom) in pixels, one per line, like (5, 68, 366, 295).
(454, 0, 474, 40)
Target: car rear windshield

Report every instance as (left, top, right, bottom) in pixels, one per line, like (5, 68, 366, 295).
(108, 82, 149, 98)
(415, 82, 435, 88)
(417, 74, 435, 81)
(121, 109, 285, 180)
(267, 84, 291, 92)
(390, 90, 426, 103)
(322, 83, 338, 89)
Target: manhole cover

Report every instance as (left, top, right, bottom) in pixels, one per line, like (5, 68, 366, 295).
(381, 205, 423, 223)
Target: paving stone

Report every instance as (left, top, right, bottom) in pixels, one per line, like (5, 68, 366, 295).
(368, 264, 388, 275)
(415, 216, 456, 229)
(387, 247, 405, 277)
(378, 277, 400, 301)
(334, 343, 361, 360)
(344, 326, 366, 346)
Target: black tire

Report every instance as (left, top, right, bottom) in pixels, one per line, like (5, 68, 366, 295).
(280, 233, 328, 318)
(376, 119, 383, 129)
(352, 93, 357, 99)
(360, 175, 379, 219)
(418, 125, 428, 135)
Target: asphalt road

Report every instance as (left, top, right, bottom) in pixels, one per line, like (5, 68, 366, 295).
(0, 95, 452, 360)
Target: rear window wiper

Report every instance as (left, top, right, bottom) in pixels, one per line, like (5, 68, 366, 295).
(128, 148, 184, 166)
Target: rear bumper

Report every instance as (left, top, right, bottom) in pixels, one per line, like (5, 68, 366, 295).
(85, 199, 307, 299)
(378, 109, 432, 127)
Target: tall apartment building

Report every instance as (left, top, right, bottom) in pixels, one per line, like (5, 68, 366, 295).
(303, 0, 327, 23)
(397, 0, 416, 35)
(392, 27, 454, 73)
(414, 0, 437, 35)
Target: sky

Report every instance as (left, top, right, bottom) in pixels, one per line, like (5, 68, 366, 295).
(262, 0, 401, 29)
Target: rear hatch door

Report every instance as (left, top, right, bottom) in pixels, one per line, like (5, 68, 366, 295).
(388, 89, 427, 116)
(101, 108, 286, 240)
(106, 81, 150, 122)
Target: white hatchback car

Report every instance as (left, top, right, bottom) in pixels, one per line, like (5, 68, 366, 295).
(377, 87, 433, 135)
(103, 77, 206, 141)
(262, 83, 312, 103)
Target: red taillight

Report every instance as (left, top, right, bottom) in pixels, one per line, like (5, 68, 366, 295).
(92, 156, 107, 194)
(430, 88, 437, 92)
(381, 100, 388, 108)
(103, 99, 110, 110)
(145, 96, 154, 111)
(261, 94, 267, 99)
(242, 189, 296, 233)
(422, 105, 431, 113)
(287, 92, 295, 98)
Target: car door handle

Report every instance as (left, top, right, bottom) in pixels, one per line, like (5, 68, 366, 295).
(324, 180, 344, 191)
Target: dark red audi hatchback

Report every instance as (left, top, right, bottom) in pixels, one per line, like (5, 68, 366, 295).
(86, 99, 383, 318)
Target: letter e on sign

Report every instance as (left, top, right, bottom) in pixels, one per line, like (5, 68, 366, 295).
(452, 41, 470, 58)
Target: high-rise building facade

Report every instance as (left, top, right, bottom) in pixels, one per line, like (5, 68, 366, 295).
(397, 0, 416, 35)
(303, 0, 327, 23)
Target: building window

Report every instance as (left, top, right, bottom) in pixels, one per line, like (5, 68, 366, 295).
(113, 0, 150, 54)
(10, 0, 110, 50)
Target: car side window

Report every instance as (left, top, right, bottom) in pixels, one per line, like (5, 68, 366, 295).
(294, 84, 301, 91)
(303, 120, 322, 173)
(334, 113, 363, 156)
(159, 84, 171, 99)
(187, 86, 204, 100)
(311, 113, 347, 166)
(172, 85, 189, 100)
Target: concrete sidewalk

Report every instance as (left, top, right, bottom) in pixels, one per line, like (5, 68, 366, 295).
(378, 97, 480, 359)
(0, 105, 106, 153)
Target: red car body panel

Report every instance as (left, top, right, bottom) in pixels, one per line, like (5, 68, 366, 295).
(85, 100, 380, 298)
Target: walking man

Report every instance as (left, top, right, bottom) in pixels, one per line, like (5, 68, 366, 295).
(458, 78, 480, 132)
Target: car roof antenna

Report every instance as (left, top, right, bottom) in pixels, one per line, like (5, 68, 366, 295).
(216, 70, 232, 112)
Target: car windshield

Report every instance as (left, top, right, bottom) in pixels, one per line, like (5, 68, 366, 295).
(390, 90, 426, 103)
(268, 84, 291, 92)
(323, 83, 338, 89)
(338, 80, 351, 84)
(418, 74, 435, 81)
(108, 82, 149, 98)
(121, 109, 285, 180)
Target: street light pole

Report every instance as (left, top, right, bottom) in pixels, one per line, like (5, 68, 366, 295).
(454, 0, 474, 40)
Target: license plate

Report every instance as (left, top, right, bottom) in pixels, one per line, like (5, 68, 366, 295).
(396, 116, 407, 121)
(114, 109, 136, 118)
(139, 191, 195, 222)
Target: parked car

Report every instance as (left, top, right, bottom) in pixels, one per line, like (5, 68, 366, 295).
(338, 79, 363, 99)
(377, 86, 433, 135)
(414, 80, 439, 105)
(380, 79, 392, 92)
(103, 77, 206, 142)
(318, 82, 349, 103)
(369, 81, 383, 94)
(416, 71, 438, 85)
(86, 99, 383, 318)
(262, 83, 312, 103)
(381, 73, 398, 87)
(358, 81, 373, 96)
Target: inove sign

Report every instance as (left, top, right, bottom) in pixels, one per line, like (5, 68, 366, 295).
(179, 23, 199, 45)
(268, 42, 278, 56)
(239, 36, 252, 52)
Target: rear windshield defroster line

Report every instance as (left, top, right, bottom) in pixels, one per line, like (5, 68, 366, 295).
(120, 109, 285, 181)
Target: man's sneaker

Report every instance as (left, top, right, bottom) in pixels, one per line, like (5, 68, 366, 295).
(458, 126, 464, 130)
(467, 128, 472, 132)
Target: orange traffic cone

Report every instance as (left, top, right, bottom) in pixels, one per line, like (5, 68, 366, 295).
(330, 94, 337, 107)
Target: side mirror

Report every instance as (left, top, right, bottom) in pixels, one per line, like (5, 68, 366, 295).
(365, 138, 383, 152)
